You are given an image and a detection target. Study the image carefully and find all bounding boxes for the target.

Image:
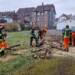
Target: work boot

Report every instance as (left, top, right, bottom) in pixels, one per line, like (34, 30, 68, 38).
(66, 48, 69, 52)
(63, 48, 66, 51)
(64, 48, 69, 52)
(0, 49, 4, 57)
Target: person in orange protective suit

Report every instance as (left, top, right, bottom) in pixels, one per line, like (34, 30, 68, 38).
(38, 26, 48, 46)
(62, 25, 71, 52)
(0, 24, 8, 56)
(72, 31, 75, 46)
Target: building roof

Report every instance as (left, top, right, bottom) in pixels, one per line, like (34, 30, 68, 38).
(17, 4, 56, 16)
(0, 11, 16, 17)
(34, 4, 56, 14)
(17, 7, 35, 16)
(0, 11, 18, 20)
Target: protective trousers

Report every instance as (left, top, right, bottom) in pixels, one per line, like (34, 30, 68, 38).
(64, 37, 69, 50)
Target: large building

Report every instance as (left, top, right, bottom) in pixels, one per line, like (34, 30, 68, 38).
(32, 3, 56, 29)
(0, 11, 18, 22)
(0, 16, 13, 23)
(0, 3, 56, 29)
(0, 11, 17, 19)
(17, 7, 35, 25)
(17, 3, 56, 29)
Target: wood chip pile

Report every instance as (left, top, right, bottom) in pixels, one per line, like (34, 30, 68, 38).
(31, 35, 64, 59)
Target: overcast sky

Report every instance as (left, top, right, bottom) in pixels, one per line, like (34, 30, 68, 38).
(0, 0, 75, 17)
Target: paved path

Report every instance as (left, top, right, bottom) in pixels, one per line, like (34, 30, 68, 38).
(52, 47, 75, 57)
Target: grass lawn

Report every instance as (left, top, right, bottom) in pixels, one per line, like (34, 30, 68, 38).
(0, 31, 75, 75)
(3, 57, 75, 75)
(13, 57, 75, 75)
(7, 31, 31, 49)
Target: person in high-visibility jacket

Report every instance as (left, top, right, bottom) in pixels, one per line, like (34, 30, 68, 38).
(0, 25, 8, 49)
(62, 25, 71, 52)
(0, 25, 8, 56)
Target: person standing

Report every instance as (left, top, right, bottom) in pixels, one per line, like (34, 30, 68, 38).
(62, 25, 71, 52)
(72, 31, 75, 46)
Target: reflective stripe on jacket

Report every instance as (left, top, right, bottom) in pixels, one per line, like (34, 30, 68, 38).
(63, 28, 71, 38)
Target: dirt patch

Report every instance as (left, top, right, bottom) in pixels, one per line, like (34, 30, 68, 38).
(0, 55, 17, 62)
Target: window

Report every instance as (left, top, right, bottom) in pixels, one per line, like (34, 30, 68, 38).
(37, 17, 40, 21)
(41, 12, 44, 15)
(45, 11, 48, 14)
(33, 12, 36, 16)
(37, 12, 40, 16)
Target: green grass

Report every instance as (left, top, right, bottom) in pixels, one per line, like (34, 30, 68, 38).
(13, 57, 75, 75)
(0, 55, 35, 75)
(0, 31, 75, 75)
(0, 31, 34, 75)
(7, 31, 30, 49)
(0, 56, 75, 75)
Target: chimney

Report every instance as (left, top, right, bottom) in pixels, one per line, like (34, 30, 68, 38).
(42, 2, 44, 6)
(42, 2, 44, 13)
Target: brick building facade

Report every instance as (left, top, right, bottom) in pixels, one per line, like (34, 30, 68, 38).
(32, 3, 56, 29)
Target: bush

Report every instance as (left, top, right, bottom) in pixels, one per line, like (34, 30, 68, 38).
(20, 24, 31, 31)
(4, 23, 21, 32)
(20, 23, 25, 31)
(24, 26, 31, 30)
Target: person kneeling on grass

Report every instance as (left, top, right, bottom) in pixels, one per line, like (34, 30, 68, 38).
(38, 27, 47, 47)
(0, 25, 8, 56)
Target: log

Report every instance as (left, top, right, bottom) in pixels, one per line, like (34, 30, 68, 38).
(5, 44, 21, 50)
(50, 43, 64, 50)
